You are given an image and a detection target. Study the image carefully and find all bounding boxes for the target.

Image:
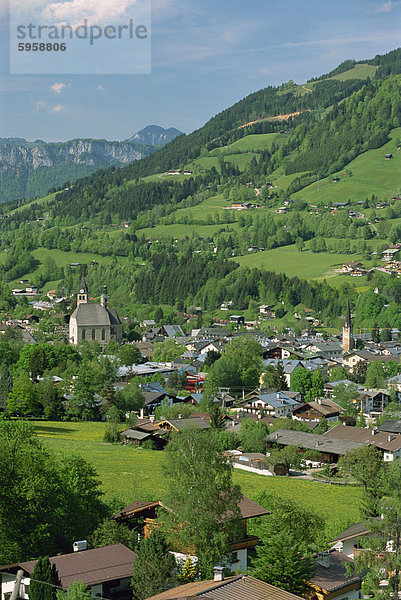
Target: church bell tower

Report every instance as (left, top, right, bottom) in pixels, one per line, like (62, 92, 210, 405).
(342, 300, 353, 354)
(77, 278, 88, 306)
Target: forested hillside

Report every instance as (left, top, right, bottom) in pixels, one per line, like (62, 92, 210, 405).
(3, 48, 401, 335)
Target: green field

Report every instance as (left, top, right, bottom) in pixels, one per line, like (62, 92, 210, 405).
(224, 133, 280, 153)
(330, 64, 378, 81)
(137, 222, 237, 240)
(8, 247, 130, 286)
(170, 194, 235, 222)
(35, 421, 362, 532)
(9, 191, 58, 215)
(31, 247, 129, 269)
(232, 244, 372, 281)
(293, 128, 401, 204)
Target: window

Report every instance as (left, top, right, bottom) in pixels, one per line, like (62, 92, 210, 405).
(82, 329, 86, 341)
(92, 329, 95, 340)
(102, 329, 105, 341)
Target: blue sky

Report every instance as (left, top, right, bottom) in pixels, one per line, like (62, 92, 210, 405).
(1, 0, 401, 141)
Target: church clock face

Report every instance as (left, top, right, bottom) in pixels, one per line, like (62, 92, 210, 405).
(80, 289, 85, 293)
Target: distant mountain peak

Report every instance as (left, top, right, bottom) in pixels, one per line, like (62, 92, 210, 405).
(127, 125, 183, 146)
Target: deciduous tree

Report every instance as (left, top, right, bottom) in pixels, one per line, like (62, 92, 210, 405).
(162, 429, 242, 578)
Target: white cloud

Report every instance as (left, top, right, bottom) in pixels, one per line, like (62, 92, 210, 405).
(43, 0, 140, 25)
(52, 104, 64, 112)
(33, 100, 46, 112)
(375, 0, 393, 12)
(0, 0, 9, 18)
(50, 82, 68, 94)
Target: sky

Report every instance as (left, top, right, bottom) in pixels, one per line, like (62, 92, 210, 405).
(0, 0, 401, 142)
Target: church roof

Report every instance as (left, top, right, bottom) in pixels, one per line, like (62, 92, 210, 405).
(71, 303, 121, 327)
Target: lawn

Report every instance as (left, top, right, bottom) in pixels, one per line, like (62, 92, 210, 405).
(232, 244, 371, 281)
(35, 421, 362, 532)
(293, 128, 401, 205)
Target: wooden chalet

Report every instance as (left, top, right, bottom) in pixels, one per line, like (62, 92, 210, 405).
(292, 398, 343, 423)
(113, 495, 269, 572)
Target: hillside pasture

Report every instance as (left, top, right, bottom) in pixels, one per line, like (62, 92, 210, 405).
(137, 222, 237, 240)
(293, 128, 401, 205)
(168, 194, 236, 222)
(232, 244, 372, 281)
(224, 133, 280, 153)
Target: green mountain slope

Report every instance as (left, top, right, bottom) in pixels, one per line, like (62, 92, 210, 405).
(4, 48, 401, 332)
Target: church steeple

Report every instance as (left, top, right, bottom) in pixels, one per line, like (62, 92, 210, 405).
(342, 300, 353, 353)
(77, 278, 88, 306)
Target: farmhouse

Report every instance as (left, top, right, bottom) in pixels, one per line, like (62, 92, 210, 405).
(266, 429, 364, 463)
(323, 424, 401, 461)
(342, 261, 363, 273)
(69, 280, 122, 345)
(382, 247, 400, 261)
(0, 544, 137, 600)
(292, 398, 343, 423)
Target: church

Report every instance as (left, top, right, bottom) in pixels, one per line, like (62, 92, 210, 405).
(69, 279, 122, 345)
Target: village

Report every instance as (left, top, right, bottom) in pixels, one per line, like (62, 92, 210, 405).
(2, 278, 401, 600)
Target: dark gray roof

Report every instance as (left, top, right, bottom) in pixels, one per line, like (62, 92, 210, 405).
(330, 522, 370, 544)
(310, 550, 363, 592)
(378, 419, 401, 434)
(71, 303, 121, 327)
(266, 429, 364, 455)
(166, 417, 211, 431)
(120, 429, 151, 441)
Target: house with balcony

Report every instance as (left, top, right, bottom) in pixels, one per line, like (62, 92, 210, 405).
(113, 495, 269, 572)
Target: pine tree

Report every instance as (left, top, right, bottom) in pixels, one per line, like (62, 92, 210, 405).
(131, 531, 177, 600)
(179, 555, 197, 583)
(29, 557, 61, 600)
(252, 531, 315, 595)
(209, 404, 226, 430)
(276, 361, 288, 391)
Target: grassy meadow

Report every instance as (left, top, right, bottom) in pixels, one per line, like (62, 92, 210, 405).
(293, 128, 401, 205)
(137, 222, 237, 240)
(232, 244, 373, 281)
(34, 421, 362, 534)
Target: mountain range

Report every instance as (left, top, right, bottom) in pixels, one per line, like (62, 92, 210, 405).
(0, 125, 183, 204)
